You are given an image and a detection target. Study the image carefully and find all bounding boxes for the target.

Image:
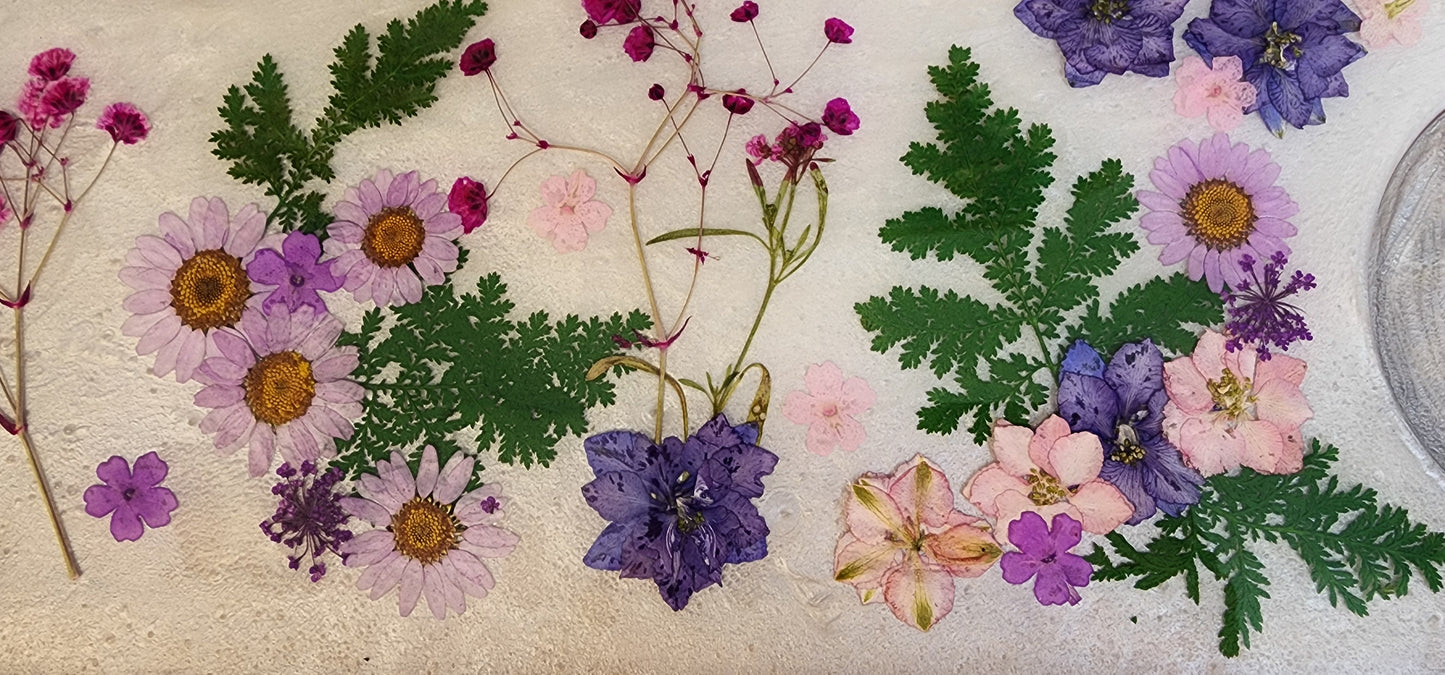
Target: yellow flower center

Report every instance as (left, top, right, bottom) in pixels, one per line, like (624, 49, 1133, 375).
(1110, 438, 1148, 465)
(1182, 179, 1256, 250)
(1208, 369, 1255, 420)
(243, 350, 316, 426)
(169, 249, 249, 331)
(1385, 0, 1417, 19)
(362, 207, 426, 268)
(390, 496, 460, 565)
(1026, 468, 1069, 506)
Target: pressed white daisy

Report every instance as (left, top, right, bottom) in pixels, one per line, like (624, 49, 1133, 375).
(325, 169, 462, 307)
(120, 197, 268, 382)
(193, 305, 363, 477)
(340, 445, 519, 619)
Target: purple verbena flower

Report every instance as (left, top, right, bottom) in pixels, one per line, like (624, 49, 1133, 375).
(1000, 511, 1092, 606)
(261, 461, 353, 582)
(29, 48, 75, 81)
(459, 39, 497, 76)
(822, 97, 859, 136)
(731, 1, 759, 22)
(581, 413, 778, 611)
(83, 451, 179, 542)
(1183, 0, 1364, 135)
(1057, 339, 1203, 524)
(1015, 0, 1191, 87)
(96, 102, 150, 145)
(824, 18, 854, 44)
(1224, 251, 1316, 360)
(247, 230, 344, 316)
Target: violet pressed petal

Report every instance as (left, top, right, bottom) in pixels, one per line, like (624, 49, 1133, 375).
(1103, 339, 1165, 416)
(109, 504, 146, 542)
(94, 455, 135, 488)
(130, 487, 178, 528)
(83, 484, 124, 517)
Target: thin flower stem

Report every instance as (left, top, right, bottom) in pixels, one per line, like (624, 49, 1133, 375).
(643, 99, 703, 169)
(751, 22, 781, 93)
(490, 147, 545, 196)
(777, 43, 829, 96)
(626, 185, 665, 333)
(29, 143, 116, 291)
(655, 349, 669, 442)
(17, 427, 80, 579)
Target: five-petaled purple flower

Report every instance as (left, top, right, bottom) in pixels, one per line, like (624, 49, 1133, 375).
(1224, 251, 1316, 360)
(1000, 511, 1093, 606)
(1014, 0, 1191, 87)
(247, 231, 345, 316)
(261, 461, 353, 582)
(1057, 339, 1203, 524)
(1183, 0, 1364, 135)
(581, 413, 778, 611)
(83, 451, 179, 542)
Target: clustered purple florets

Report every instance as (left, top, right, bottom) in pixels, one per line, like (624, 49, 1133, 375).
(1223, 251, 1316, 360)
(261, 461, 353, 582)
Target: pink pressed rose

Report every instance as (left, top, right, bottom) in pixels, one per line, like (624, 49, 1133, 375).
(1161, 329, 1313, 476)
(1357, 0, 1427, 48)
(834, 455, 1001, 631)
(1173, 56, 1257, 132)
(963, 416, 1134, 535)
(782, 361, 875, 456)
(528, 169, 611, 252)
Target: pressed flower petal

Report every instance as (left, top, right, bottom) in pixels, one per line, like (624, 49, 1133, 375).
(1067, 480, 1134, 534)
(433, 452, 474, 504)
(1047, 431, 1105, 487)
(340, 499, 394, 528)
(833, 533, 903, 590)
(885, 455, 955, 530)
(109, 504, 145, 542)
(882, 558, 954, 631)
(462, 524, 520, 558)
(925, 522, 1002, 578)
(397, 559, 424, 616)
(415, 445, 439, 498)
(83, 485, 124, 517)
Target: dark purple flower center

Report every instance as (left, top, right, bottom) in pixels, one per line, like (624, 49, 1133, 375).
(122, 487, 136, 501)
(1041, 552, 1057, 564)
(1260, 22, 1304, 69)
(289, 273, 306, 287)
(1089, 0, 1129, 23)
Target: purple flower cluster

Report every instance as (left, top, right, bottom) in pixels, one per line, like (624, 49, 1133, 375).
(1223, 252, 1316, 360)
(261, 461, 353, 582)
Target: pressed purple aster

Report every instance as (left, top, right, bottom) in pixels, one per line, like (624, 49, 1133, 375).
(247, 230, 344, 316)
(581, 414, 778, 611)
(1000, 512, 1092, 606)
(1058, 339, 1203, 524)
(1183, 0, 1364, 135)
(262, 461, 353, 581)
(1014, 0, 1191, 87)
(1224, 251, 1316, 360)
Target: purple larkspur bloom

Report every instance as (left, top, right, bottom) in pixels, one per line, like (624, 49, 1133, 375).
(1014, 0, 1191, 87)
(247, 230, 344, 316)
(1224, 251, 1316, 360)
(1000, 511, 1092, 606)
(1183, 0, 1364, 135)
(261, 461, 353, 581)
(1057, 339, 1203, 524)
(83, 451, 179, 542)
(581, 413, 778, 611)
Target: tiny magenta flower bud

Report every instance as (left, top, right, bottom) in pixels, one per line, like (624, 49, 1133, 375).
(730, 1, 759, 22)
(824, 18, 854, 44)
(0, 111, 18, 144)
(648, 83, 666, 100)
(722, 89, 755, 115)
(459, 39, 497, 76)
(623, 25, 655, 62)
(580, 20, 599, 39)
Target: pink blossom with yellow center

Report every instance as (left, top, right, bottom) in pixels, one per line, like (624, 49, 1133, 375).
(1357, 0, 1427, 48)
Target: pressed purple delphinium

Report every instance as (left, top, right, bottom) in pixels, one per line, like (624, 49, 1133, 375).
(261, 461, 352, 582)
(1000, 512, 1093, 606)
(1058, 340, 1203, 524)
(247, 231, 345, 316)
(581, 414, 778, 611)
(83, 451, 179, 542)
(1223, 252, 1316, 360)
(1183, 0, 1364, 135)
(1014, 0, 1191, 87)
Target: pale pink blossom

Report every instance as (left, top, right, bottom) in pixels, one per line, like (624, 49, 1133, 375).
(963, 416, 1134, 536)
(528, 169, 611, 253)
(1357, 0, 1427, 48)
(782, 361, 875, 456)
(834, 454, 1001, 631)
(1173, 56, 1257, 132)
(1162, 329, 1313, 476)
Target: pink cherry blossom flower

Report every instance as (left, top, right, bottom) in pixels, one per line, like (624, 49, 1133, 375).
(963, 415, 1134, 535)
(1357, 0, 1427, 48)
(1161, 329, 1313, 476)
(782, 361, 875, 456)
(528, 169, 611, 253)
(834, 455, 1002, 631)
(1173, 56, 1258, 132)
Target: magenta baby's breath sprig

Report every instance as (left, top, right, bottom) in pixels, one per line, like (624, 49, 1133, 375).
(1, 48, 150, 578)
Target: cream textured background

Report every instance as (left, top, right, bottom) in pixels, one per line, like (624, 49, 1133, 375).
(2, 0, 1444, 672)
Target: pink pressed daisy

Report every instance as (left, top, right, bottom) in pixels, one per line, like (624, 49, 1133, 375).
(340, 445, 520, 620)
(325, 169, 462, 307)
(1137, 134, 1299, 293)
(193, 305, 363, 477)
(120, 197, 268, 382)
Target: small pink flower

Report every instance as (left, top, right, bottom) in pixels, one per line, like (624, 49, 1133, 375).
(1162, 329, 1313, 476)
(822, 97, 859, 136)
(623, 24, 655, 62)
(448, 176, 489, 233)
(745, 134, 773, 163)
(459, 39, 497, 76)
(29, 48, 75, 81)
(963, 416, 1134, 535)
(1173, 56, 1257, 132)
(1357, 0, 1427, 48)
(722, 89, 755, 115)
(527, 169, 611, 253)
(39, 77, 89, 119)
(782, 361, 875, 456)
(97, 102, 150, 144)
(824, 18, 854, 44)
(731, 1, 759, 22)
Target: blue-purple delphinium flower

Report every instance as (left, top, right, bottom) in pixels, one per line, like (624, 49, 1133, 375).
(1014, 0, 1192, 87)
(261, 461, 352, 582)
(1000, 511, 1092, 606)
(1224, 251, 1316, 360)
(1057, 339, 1203, 524)
(247, 231, 344, 316)
(581, 413, 779, 611)
(1183, 0, 1364, 136)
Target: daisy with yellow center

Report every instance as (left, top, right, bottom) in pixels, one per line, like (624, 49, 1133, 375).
(193, 305, 363, 477)
(340, 445, 520, 620)
(120, 197, 269, 382)
(324, 169, 463, 308)
(1137, 133, 1299, 293)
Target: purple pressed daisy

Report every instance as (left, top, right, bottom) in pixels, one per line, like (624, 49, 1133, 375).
(1224, 251, 1316, 360)
(120, 197, 270, 382)
(262, 461, 353, 582)
(1137, 133, 1299, 293)
(193, 305, 363, 477)
(324, 169, 462, 308)
(247, 231, 344, 317)
(83, 451, 179, 542)
(1000, 511, 1092, 606)
(339, 445, 519, 620)
(1014, 0, 1191, 87)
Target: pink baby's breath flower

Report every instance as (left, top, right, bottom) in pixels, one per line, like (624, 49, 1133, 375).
(745, 134, 773, 163)
(1173, 56, 1257, 132)
(623, 25, 656, 62)
(722, 90, 755, 115)
(822, 97, 859, 136)
(97, 102, 150, 144)
(39, 77, 89, 121)
(824, 18, 854, 44)
(28, 48, 75, 81)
